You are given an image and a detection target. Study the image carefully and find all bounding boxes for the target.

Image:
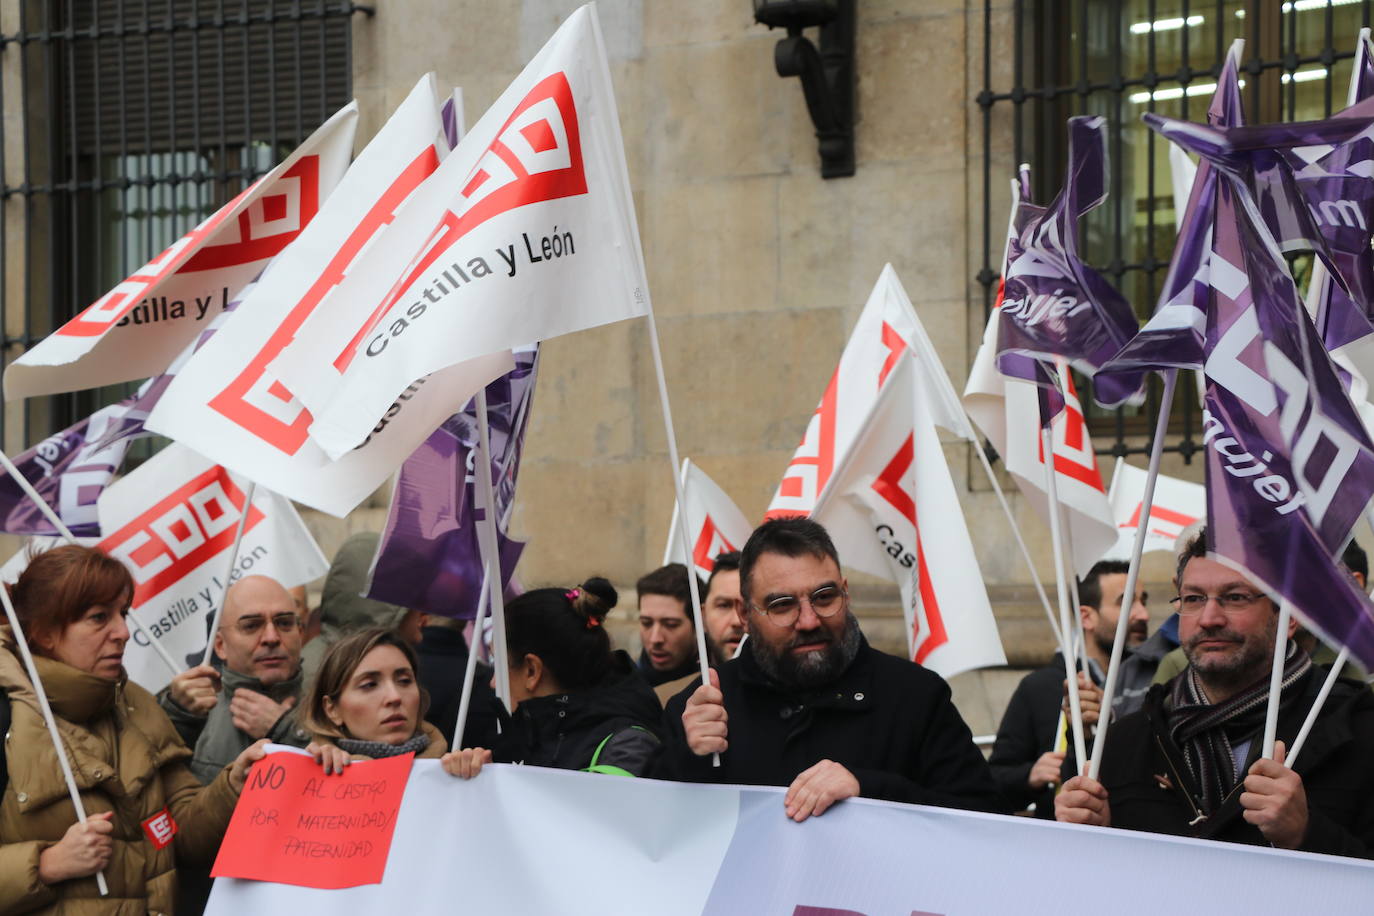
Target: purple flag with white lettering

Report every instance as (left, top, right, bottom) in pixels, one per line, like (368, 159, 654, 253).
(1145, 105, 1374, 667)
(366, 346, 538, 619)
(995, 116, 1145, 407)
(0, 399, 134, 537)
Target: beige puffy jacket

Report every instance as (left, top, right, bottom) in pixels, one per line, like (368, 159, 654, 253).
(0, 626, 239, 915)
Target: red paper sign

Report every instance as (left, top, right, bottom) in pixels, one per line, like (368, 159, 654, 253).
(212, 750, 414, 889)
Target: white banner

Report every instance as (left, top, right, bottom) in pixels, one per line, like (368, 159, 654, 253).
(271, 4, 650, 460)
(1102, 459, 1205, 562)
(5, 104, 358, 400)
(815, 356, 1005, 677)
(96, 444, 328, 693)
(206, 757, 1374, 915)
(144, 76, 514, 518)
(663, 459, 753, 582)
(767, 264, 974, 520)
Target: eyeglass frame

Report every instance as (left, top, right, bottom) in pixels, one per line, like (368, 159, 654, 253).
(227, 612, 302, 636)
(1169, 591, 1269, 616)
(747, 584, 848, 629)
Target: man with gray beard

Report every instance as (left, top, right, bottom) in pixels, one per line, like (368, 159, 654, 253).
(658, 518, 997, 820)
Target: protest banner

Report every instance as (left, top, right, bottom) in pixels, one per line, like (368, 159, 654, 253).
(4, 104, 357, 401)
(814, 355, 1005, 677)
(271, 4, 650, 461)
(663, 458, 752, 583)
(205, 760, 1374, 915)
(96, 444, 328, 692)
(145, 75, 513, 517)
(1101, 459, 1205, 562)
(212, 750, 413, 889)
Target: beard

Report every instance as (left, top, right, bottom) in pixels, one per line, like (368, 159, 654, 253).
(747, 610, 862, 689)
(1093, 618, 1148, 658)
(1183, 619, 1277, 694)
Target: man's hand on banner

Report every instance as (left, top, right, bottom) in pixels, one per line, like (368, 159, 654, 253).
(1055, 775, 1111, 827)
(683, 669, 728, 756)
(784, 760, 860, 822)
(1242, 740, 1309, 849)
(1029, 751, 1066, 791)
(168, 664, 222, 716)
(231, 690, 296, 739)
(227, 739, 271, 794)
(441, 747, 493, 780)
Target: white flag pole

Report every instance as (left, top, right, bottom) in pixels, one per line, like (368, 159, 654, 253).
(0, 449, 181, 676)
(1059, 504, 1090, 674)
(198, 480, 256, 669)
(453, 566, 491, 751)
(644, 306, 717, 766)
(1042, 426, 1087, 773)
(1287, 644, 1348, 768)
(964, 425, 1066, 651)
(662, 459, 687, 566)
(473, 390, 512, 711)
(0, 582, 109, 895)
(1088, 368, 1177, 779)
(1262, 601, 1294, 760)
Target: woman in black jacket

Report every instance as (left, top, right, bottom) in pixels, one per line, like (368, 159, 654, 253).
(445, 578, 662, 780)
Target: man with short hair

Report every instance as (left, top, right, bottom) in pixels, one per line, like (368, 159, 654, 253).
(1056, 529, 1374, 857)
(660, 518, 997, 820)
(160, 575, 311, 785)
(701, 551, 745, 666)
(989, 559, 1159, 815)
(636, 563, 702, 702)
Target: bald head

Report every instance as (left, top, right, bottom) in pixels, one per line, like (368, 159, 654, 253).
(214, 575, 303, 684)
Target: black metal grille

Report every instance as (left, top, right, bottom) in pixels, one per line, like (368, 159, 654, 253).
(0, 0, 371, 454)
(978, 0, 1374, 463)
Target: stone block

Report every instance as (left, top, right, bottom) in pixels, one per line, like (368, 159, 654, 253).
(640, 174, 780, 318)
(519, 0, 644, 63)
(522, 321, 640, 464)
(644, 2, 756, 48)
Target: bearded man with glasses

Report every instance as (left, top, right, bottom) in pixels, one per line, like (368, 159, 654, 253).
(1056, 528, 1374, 858)
(659, 517, 997, 821)
(160, 575, 312, 785)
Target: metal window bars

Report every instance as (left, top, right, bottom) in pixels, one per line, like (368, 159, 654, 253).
(0, 0, 371, 455)
(977, 0, 1372, 463)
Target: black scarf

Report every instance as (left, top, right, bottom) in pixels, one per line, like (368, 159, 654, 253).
(1166, 644, 1311, 816)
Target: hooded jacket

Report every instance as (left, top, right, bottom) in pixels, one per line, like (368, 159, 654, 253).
(659, 636, 998, 813)
(160, 665, 309, 785)
(300, 533, 411, 684)
(1098, 668, 1374, 858)
(495, 651, 662, 776)
(0, 627, 239, 914)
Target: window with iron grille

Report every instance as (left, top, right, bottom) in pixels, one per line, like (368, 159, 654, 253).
(0, 0, 370, 454)
(978, 0, 1372, 464)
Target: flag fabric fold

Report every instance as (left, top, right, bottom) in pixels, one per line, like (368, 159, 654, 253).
(1100, 460, 1205, 562)
(663, 459, 752, 583)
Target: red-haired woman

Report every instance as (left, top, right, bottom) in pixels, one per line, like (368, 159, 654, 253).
(0, 544, 265, 913)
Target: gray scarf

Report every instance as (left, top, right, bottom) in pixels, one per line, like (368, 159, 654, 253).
(336, 732, 430, 759)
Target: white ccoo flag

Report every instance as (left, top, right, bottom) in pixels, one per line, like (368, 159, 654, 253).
(145, 74, 510, 517)
(663, 459, 752, 582)
(270, 4, 651, 460)
(1101, 459, 1205, 562)
(815, 355, 1005, 678)
(766, 264, 975, 520)
(5, 103, 357, 400)
(95, 444, 328, 693)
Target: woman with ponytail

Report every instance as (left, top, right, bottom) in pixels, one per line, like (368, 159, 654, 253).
(443, 577, 662, 779)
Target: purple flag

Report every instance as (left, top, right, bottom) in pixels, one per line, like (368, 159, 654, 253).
(366, 346, 538, 618)
(1145, 106, 1374, 667)
(0, 400, 133, 537)
(995, 116, 1145, 407)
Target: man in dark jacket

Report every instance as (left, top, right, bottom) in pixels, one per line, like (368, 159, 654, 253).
(659, 517, 997, 820)
(1057, 528, 1374, 858)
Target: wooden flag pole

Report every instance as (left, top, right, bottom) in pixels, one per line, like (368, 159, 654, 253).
(0, 449, 181, 676)
(197, 480, 256, 669)
(0, 578, 110, 895)
(1042, 419, 1087, 774)
(473, 390, 512, 711)
(453, 566, 491, 751)
(644, 306, 717, 766)
(1088, 368, 1177, 780)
